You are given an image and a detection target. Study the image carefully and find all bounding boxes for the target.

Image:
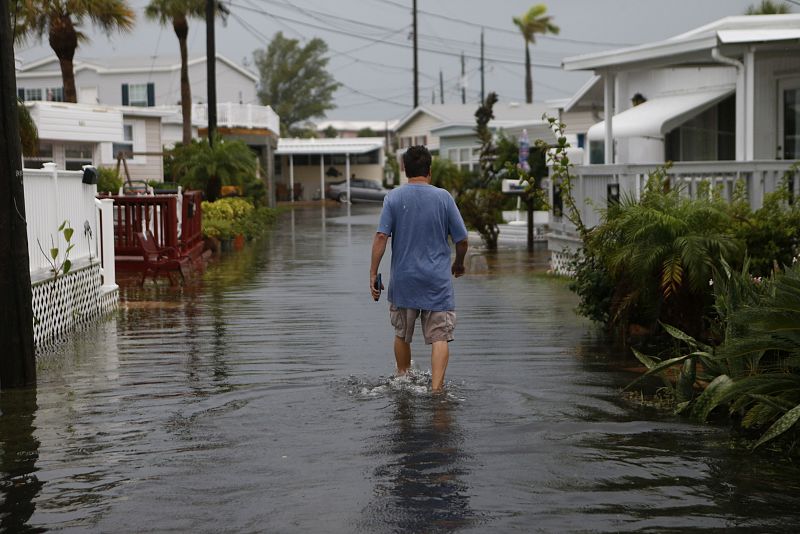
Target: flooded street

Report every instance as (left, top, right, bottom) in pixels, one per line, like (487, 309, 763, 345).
(3, 204, 800, 533)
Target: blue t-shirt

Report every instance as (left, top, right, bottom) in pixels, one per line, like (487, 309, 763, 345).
(377, 183, 468, 311)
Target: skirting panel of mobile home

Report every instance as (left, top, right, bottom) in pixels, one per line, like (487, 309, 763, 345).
(31, 262, 118, 351)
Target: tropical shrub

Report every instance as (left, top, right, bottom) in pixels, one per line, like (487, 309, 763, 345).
(630, 259, 800, 450)
(167, 137, 258, 202)
(572, 167, 741, 340)
(730, 173, 800, 277)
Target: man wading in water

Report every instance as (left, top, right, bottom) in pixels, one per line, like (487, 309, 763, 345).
(370, 145, 469, 392)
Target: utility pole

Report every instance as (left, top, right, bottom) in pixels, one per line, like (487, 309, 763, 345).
(439, 69, 444, 104)
(412, 0, 418, 108)
(480, 28, 485, 104)
(431, 89, 435, 104)
(0, 1, 36, 388)
(206, 0, 217, 146)
(460, 51, 465, 104)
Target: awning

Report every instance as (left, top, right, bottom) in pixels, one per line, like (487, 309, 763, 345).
(587, 87, 734, 141)
(276, 137, 384, 155)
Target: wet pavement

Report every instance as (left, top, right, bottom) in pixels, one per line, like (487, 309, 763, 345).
(3, 204, 800, 533)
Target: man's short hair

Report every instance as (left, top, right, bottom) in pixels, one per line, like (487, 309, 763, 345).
(403, 145, 432, 178)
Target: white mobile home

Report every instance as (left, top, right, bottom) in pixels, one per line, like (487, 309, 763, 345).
(548, 14, 800, 274)
(24, 101, 170, 183)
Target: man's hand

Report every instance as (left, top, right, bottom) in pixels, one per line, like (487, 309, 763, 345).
(452, 239, 468, 278)
(370, 272, 384, 300)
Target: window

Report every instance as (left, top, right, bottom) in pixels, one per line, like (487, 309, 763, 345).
(24, 88, 42, 101)
(576, 133, 586, 149)
(65, 143, 93, 171)
(664, 95, 735, 162)
(413, 135, 427, 146)
(18, 87, 64, 102)
(112, 123, 135, 160)
(23, 142, 54, 169)
(446, 145, 480, 171)
(122, 83, 155, 107)
(589, 141, 605, 164)
(45, 87, 64, 102)
(129, 84, 148, 106)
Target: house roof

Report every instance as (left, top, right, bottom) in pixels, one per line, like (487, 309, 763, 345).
(276, 137, 385, 156)
(586, 87, 734, 140)
(563, 75, 603, 112)
(563, 14, 800, 71)
(394, 102, 555, 133)
(316, 120, 399, 132)
(17, 54, 258, 82)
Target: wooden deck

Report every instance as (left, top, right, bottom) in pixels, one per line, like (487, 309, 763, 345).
(102, 191, 205, 271)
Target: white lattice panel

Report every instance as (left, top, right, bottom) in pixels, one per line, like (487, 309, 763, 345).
(550, 249, 576, 278)
(31, 263, 118, 351)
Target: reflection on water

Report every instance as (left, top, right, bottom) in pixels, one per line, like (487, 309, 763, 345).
(361, 391, 474, 533)
(2, 205, 800, 532)
(0, 389, 42, 533)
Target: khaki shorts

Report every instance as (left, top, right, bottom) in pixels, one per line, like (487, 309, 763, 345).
(389, 304, 456, 344)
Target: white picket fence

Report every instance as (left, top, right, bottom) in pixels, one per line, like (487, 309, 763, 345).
(22, 163, 117, 349)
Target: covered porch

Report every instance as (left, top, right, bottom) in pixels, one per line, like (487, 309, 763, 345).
(562, 14, 800, 165)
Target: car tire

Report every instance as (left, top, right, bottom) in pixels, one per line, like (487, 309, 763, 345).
(338, 192, 348, 203)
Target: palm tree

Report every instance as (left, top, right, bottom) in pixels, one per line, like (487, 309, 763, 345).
(745, 0, 791, 14)
(145, 0, 204, 145)
(17, 100, 39, 155)
(11, 0, 135, 103)
(512, 5, 559, 104)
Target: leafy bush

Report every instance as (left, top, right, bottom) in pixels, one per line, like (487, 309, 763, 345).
(97, 167, 123, 194)
(629, 260, 800, 450)
(201, 197, 277, 241)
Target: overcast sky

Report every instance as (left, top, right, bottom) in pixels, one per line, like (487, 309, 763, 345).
(13, 0, 791, 121)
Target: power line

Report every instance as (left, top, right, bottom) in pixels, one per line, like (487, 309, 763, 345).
(227, 1, 563, 69)
(370, 0, 637, 47)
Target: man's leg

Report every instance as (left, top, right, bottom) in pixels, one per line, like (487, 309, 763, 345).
(394, 336, 412, 376)
(430, 341, 449, 392)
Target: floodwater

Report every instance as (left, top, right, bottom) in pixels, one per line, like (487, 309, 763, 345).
(2, 205, 800, 533)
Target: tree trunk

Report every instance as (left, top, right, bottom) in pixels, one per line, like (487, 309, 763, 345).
(525, 42, 532, 104)
(173, 15, 192, 146)
(0, 4, 36, 388)
(48, 14, 78, 103)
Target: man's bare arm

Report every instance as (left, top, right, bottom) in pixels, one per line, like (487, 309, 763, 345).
(370, 232, 389, 299)
(452, 239, 468, 278)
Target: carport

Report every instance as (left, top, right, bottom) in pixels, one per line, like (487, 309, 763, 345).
(275, 138, 385, 203)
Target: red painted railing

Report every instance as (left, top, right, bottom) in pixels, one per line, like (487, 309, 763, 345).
(105, 191, 203, 258)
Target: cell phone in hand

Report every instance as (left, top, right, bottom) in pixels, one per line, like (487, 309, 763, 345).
(373, 273, 382, 302)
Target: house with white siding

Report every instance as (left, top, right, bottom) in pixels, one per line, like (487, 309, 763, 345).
(16, 54, 258, 107)
(24, 101, 171, 183)
(546, 14, 800, 275)
(394, 102, 554, 154)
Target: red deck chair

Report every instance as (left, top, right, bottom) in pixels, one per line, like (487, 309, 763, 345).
(136, 231, 190, 286)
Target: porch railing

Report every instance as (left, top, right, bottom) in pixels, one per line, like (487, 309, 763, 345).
(549, 160, 799, 237)
(108, 190, 203, 257)
(192, 102, 280, 135)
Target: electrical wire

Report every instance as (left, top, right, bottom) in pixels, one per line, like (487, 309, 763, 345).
(369, 0, 637, 47)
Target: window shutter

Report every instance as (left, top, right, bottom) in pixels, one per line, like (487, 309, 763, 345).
(122, 84, 129, 106)
(147, 83, 155, 106)
(17, 88, 24, 101)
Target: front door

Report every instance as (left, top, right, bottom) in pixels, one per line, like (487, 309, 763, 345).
(778, 77, 800, 160)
